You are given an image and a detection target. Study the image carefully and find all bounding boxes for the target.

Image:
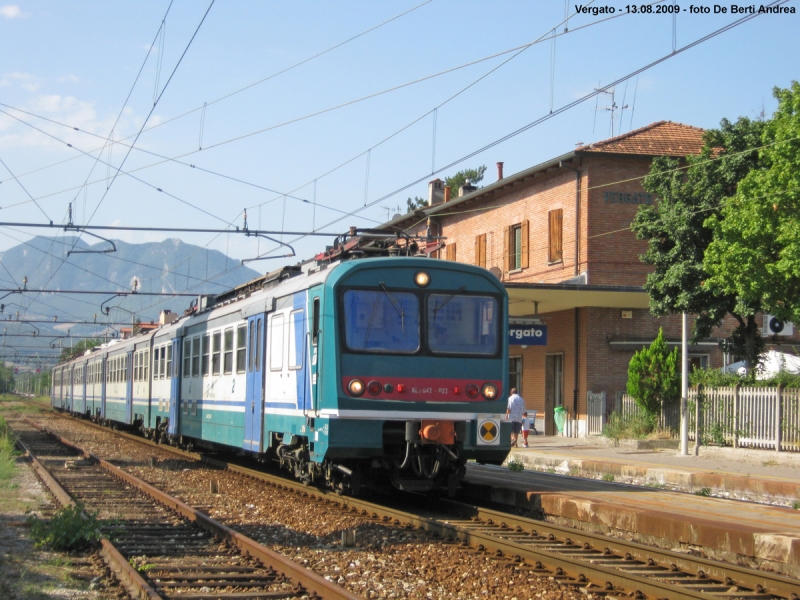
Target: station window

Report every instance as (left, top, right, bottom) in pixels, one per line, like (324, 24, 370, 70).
(548, 209, 563, 263)
(475, 234, 487, 268)
(504, 221, 529, 272)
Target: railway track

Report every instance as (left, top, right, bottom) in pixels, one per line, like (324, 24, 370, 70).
(25, 410, 800, 600)
(9, 418, 360, 600)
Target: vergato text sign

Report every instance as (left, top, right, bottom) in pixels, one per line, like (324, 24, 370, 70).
(604, 191, 653, 205)
(508, 324, 547, 346)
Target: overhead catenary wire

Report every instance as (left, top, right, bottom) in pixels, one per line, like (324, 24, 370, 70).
(0, 0, 437, 191)
(247, 3, 782, 262)
(0, 2, 628, 214)
(0, 155, 51, 221)
(0, 106, 383, 226)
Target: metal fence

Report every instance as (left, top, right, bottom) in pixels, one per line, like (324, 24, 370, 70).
(613, 386, 800, 452)
(586, 391, 607, 435)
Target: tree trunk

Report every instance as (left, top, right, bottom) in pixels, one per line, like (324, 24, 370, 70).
(744, 314, 758, 377)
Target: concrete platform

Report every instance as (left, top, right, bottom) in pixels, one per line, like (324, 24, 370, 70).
(462, 437, 800, 578)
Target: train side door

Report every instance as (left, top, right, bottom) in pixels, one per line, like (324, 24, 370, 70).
(125, 350, 134, 423)
(244, 315, 265, 452)
(169, 338, 181, 435)
(82, 363, 87, 414)
(100, 359, 107, 419)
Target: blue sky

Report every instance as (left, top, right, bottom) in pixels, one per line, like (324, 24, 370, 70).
(1, 0, 798, 270)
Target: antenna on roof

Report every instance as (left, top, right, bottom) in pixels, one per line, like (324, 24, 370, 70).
(594, 87, 628, 138)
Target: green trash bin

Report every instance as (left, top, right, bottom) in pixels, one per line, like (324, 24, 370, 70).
(553, 406, 567, 433)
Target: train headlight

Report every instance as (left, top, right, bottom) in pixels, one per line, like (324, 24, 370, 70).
(465, 384, 480, 399)
(481, 383, 498, 400)
(414, 271, 431, 287)
(348, 379, 365, 396)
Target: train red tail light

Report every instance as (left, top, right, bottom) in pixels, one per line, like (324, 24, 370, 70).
(465, 384, 479, 398)
(396, 384, 405, 393)
(367, 380, 382, 396)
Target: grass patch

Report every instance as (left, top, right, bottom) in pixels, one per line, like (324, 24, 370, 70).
(0, 395, 50, 416)
(793, 501, 799, 510)
(27, 504, 101, 551)
(507, 458, 525, 472)
(762, 459, 778, 467)
(602, 411, 656, 441)
(0, 415, 19, 482)
(601, 472, 615, 482)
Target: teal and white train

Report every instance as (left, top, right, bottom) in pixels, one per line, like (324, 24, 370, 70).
(52, 233, 511, 494)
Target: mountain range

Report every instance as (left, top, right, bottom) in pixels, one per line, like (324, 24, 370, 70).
(0, 236, 263, 354)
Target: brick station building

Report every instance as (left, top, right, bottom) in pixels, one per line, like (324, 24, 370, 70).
(381, 121, 799, 436)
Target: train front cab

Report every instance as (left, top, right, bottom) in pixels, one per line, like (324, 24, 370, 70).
(266, 258, 511, 495)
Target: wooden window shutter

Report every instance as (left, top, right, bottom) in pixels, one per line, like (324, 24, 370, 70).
(475, 234, 486, 268)
(549, 209, 563, 262)
(503, 226, 511, 273)
(446, 242, 457, 261)
(521, 220, 530, 269)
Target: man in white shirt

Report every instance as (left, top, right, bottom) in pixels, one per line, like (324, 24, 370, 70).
(505, 388, 526, 447)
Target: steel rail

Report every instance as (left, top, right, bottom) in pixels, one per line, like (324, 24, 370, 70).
(19, 417, 363, 600)
(15, 430, 162, 600)
(37, 410, 800, 600)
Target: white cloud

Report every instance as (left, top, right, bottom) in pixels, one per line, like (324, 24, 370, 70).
(58, 74, 80, 83)
(0, 72, 40, 90)
(0, 5, 25, 19)
(0, 92, 141, 151)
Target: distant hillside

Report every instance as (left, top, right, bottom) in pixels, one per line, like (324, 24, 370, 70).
(0, 236, 263, 347)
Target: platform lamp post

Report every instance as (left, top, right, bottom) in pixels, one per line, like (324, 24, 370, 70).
(680, 312, 689, 456)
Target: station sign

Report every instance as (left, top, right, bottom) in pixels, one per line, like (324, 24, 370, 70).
(508, 323, 547, 346)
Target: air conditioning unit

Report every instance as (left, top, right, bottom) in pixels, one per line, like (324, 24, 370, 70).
(762, 315, 794, 337)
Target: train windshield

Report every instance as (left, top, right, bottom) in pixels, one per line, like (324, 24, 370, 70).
(343, 289, 420, 353)
(427, 294, 499, 355)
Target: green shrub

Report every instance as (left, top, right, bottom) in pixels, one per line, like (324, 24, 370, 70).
(602, 412, 654, 441)
(601, 473, 615, 482)
(27, 504, 101, 550)
(507, 458, 525, 472)
(0, 416, 17, 481)
(694, 487, 712, 497)
(626, 328, 679, 430)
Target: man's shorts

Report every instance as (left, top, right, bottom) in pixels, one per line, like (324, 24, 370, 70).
(511, 421, 522, 434)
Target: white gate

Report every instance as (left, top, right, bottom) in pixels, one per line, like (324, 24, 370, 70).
(587, 390, 606, 435)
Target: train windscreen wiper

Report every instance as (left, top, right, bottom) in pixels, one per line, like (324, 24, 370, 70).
(379, 282, 405, 333)
(430, 287, 466, 323)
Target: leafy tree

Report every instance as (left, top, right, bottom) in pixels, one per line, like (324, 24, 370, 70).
(631, 117, 767, 374)
(59, 338, 103, 362)
(445, 165, 486, 195)
(705, 82, 800, 328)
(406, 196, 426, 213)
(626, 328, 679, 428)
(405, 166, 487, 214)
